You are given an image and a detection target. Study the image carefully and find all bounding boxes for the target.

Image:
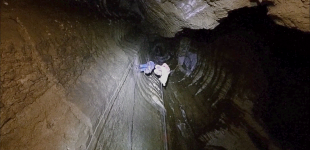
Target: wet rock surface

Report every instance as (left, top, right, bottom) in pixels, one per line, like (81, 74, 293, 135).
(162, 32, 272, 149)
(160, 7, 309, 149)
(1, 0, 309, 150)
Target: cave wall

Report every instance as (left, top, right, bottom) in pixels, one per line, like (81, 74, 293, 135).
(136, 0, 309, 37)
(137, 0, 253, 37)
(266, 0, 310, 32)
(72, 0, 309, 36)
(159, 31, 279, 150)
(1, 1, 166, 149)
(1, 0, 309, 150)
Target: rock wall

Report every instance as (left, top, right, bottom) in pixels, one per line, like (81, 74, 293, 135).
(75, 0, 309, 35)
(138, 0, 253, 37)
(161, 32, 279, 149)
(1, 1, 167, 149)
(1, 0, 309, 150)
(266, 0, 310, 32)
(136, 0, 309, 37)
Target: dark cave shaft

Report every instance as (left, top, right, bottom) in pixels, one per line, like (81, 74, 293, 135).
(1, 0, 309, 150)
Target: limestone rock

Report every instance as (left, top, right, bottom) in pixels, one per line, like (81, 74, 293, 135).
(266, 0, 310, 32)
(138, 0, 252, 37)
(137, 0, 309, 36)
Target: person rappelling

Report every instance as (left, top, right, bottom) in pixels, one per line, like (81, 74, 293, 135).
(139, 61, 170, 86)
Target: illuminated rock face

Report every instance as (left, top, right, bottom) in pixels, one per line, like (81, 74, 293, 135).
(266, 0, 310, 32)
(137, 0, 253, 37)
(1, 0, 309, 150)
(136, 0, 309, 37)
(72, 0, 309, 35)
(1, 1, 166, 149)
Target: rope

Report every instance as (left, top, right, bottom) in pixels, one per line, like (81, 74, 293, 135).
(161, 84, 168, 150)
(87, 60, 134, 150)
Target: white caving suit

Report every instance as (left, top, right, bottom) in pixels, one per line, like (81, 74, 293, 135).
(154, 63, 170, 86)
